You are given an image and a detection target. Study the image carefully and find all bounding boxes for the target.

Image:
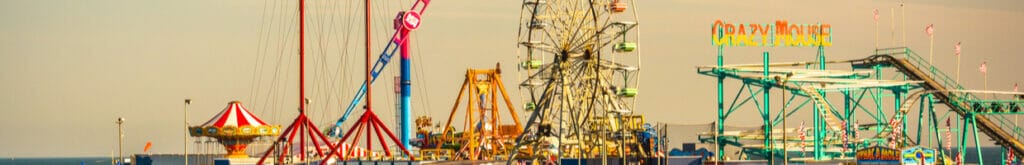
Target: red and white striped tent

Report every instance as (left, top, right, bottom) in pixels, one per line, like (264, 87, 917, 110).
(201, 101, 268, 128)
(190, 101, 280, 138)
(189, 101, 280, 158)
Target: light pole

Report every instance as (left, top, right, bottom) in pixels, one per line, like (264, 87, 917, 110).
(613, 109, 631, 165)
(116, 117, 125, 165)
(776, 73, 792, 164)
(184, 99, 191, 165)
(955, 42, 961, 83)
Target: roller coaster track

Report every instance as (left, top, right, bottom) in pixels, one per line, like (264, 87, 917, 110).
(870, 90, 921, 146)
(798, 86, 844, 133)
(851, 48, 1024, 157)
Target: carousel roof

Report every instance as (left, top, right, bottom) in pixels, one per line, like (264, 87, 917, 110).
(200, 101, 269, 128)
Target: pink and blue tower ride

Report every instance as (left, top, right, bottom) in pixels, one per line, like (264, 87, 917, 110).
(398, 12, 413, 148)
(328, 1, 429, 153)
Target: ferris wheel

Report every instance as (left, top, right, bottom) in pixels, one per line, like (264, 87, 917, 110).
(512, 0, 641, 159)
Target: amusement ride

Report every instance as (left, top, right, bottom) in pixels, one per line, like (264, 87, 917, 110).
(509, 0, 663, 163)
(697, 9, 1024, 164)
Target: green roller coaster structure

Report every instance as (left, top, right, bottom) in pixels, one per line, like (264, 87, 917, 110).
(695, 47, 1024, 163)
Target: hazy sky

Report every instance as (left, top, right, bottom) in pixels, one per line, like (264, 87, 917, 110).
(1, 0, 1023, 158)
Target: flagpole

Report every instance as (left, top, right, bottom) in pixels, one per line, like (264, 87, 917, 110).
(891, 8, 896, 47)
(117, 117, 125, 165)
(928, 26, 934, 64)
(874, 9, 879, 52)
(777, 75, 789, 164)
(184, 99, 191, 165)
(901, 2, 906, 47)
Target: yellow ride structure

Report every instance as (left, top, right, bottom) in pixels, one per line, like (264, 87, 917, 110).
(422, 64, 525, 160)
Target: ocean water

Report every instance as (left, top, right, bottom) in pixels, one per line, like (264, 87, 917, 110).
(956, 147, 1022, 164)
(0, 157, 115, 165)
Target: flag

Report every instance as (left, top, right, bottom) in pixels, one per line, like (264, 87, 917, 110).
(853, 121, 859, 139)
(888, 117, 903, 148)
(955, 42, 962, 56)
(873, 9, 880, 22)
(957, 152, 963, 165)
(946, 117, 951, 127)
(926, 24, 935, 37)
(143, 141, 153, 153)
(980, 62, 988, 74)
(956, 152, 963, 165)
(1008, 150, 1014, 165)
(946, 117, 952, 152)
(841, 121, 848, 153)
(799, 121, 806, 155)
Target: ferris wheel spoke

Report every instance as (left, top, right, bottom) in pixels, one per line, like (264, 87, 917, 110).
(562, 17, 596, 50)
(590, 25, 636, 51)
(524, 16, 560, 46)
(532, 47, 564, 57)
(551, 7, 593, 47)
(568, 29, 622, 55)
(521, 28, 566, 57)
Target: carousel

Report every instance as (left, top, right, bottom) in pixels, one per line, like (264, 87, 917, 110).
(190, 101, 280, 158)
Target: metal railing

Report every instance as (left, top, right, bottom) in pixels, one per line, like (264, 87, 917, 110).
(878, 47, 1024, 145)
(880, 48, 976, 100)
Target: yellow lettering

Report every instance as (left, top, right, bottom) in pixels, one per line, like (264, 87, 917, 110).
(713, 20, 832, 47)
(789, 24, 802, 46)
(722, 34, 733, 46)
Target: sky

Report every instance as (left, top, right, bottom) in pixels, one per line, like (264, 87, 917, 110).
(1, 0, 1023, 158)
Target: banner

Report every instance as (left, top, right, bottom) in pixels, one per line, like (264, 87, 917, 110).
(711, 20, 832, 47)
(857, 146, 901, 164)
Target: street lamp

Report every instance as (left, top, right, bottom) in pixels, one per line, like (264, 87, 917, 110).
(612, 109, 631, 165)
(184, 99, 191, 165)
(116, 117, 126, 165)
